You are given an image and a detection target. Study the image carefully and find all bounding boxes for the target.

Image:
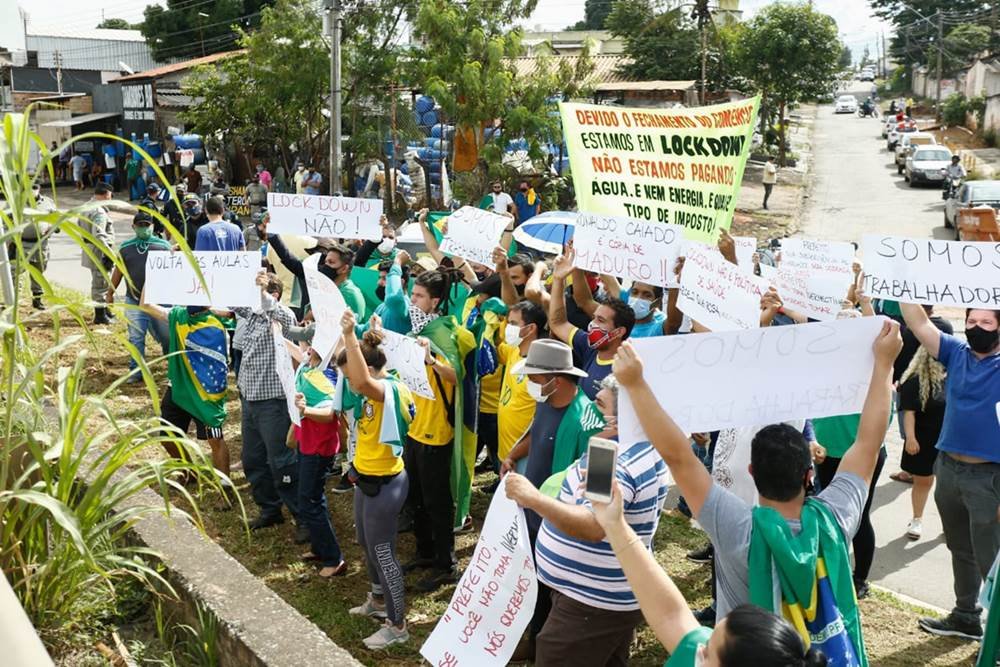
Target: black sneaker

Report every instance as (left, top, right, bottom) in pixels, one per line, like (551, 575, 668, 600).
(248, 514, 284, 530)
(686, 543, 714, 564)
(415, 566, 460, 592)
(854, 580, 871, 600)
(918, 613, 983, 640)
(693, 605, 716, 628)
(331, 475, 354, 494)
(403, 557, 435, 574)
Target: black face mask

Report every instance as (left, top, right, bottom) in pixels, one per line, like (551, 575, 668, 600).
(375, 285, 386, 302)
(966, 326, 999, 354)
(515, 283, 526, 296)
(475, 270, 488, 282)
(318, 264, 340, 282)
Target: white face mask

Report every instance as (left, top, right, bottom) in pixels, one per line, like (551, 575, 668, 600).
(377, 237, 396, 254)
(504, 324, 523, 347)
(526, 378, 554, 403)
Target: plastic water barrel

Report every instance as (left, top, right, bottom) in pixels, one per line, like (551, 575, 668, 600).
(415, 95, 435, 114)
(417, 148, 445, 161)
(174, 134, 203, 150)
(420, 110, 439, 127)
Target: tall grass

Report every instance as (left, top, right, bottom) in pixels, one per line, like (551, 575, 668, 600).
(0, 105, 229, 644)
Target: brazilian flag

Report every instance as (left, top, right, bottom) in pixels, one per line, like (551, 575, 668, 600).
(167, 307, 229, 429)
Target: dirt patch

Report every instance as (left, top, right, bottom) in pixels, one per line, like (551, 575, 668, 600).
(931, 126, 987, 153)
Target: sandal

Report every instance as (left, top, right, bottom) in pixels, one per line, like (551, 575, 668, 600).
(890, 471, 913, 484)
(319, 561, 348, 578)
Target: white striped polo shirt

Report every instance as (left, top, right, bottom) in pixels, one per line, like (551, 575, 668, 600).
(536, 440, 671, 612)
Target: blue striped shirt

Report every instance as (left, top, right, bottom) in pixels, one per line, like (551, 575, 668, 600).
(536, 441, 670, 611)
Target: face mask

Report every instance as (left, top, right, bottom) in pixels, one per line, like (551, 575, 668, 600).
(526, 378, 554, 403)
(629, 297, 652, 320)
(134, 226, 153, 240)
(586, 321, 614, 349)
(318, 263, 341, 282)
(375, 285, 386, 301)
(515, 282, 526, 296)
(966, 326, 999, 354)
(377, 237, 396, 254)
(504, 324, 523, 346)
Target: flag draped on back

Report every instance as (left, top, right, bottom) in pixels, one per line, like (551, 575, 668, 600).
(418, 314, 478, 528)
(167, 307, 229, 429)
(749, 500, 867, 667)
(332, 373, 415, 457)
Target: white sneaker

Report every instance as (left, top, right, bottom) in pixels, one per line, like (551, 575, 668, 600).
(349, 593, 387, 620)
(362, 620, 409, 649)
(907, 518, 923, 541)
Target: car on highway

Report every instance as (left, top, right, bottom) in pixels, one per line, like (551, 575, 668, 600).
(834, 95, 858, 114)
(944, 179, 1000, 233)
(904, 146, 952, 186)
(894, 132, 936, 172)
(860, 68, 876, 82)
(887, 119, 918, 150)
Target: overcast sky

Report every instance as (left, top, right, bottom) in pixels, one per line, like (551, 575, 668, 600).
(22, 0, 891, 62)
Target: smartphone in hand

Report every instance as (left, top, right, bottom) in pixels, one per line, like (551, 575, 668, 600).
(584, 437, 618, 504)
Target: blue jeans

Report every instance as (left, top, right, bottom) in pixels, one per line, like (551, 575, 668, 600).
(124, 293, 169, 371)
(241, 397, 299, 520)
(297, 453, 342, 567)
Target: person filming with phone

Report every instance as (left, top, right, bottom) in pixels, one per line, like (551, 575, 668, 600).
(504, 369, 672, 665)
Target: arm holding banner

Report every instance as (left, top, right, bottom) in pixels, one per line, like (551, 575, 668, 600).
(524, 261, 551, 311)
(417, 337, 458, 386)
(505, 472, 605, 542)
(614, 342, 714, 517)
(267, 234, 305, 280)
(571, 268, 600, 318)
(837, 319, 902, 485)
(591, 481, 701, 654)
(423, 210, 478, 285)
(338, 310, 385, 402)
(138, 286, 170, 322)
(900, 303, 942, 359)
(548, 249, 576, 344)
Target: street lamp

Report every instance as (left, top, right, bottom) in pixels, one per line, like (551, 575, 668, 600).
(197, 12, 209, 57)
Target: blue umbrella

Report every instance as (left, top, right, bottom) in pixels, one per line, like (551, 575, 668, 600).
(512, 211, 578, 255)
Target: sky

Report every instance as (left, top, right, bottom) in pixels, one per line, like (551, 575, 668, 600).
(20, 0, 892, 63)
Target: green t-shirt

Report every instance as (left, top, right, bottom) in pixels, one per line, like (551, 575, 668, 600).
(665, 626, 712, 667)
(339, 279, 366, 320)
(812, 411, 892, 460)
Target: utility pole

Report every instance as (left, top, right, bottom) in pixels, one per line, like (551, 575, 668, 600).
(327, 0, 343, 195)
(54, 50, 63, 94)
(935, 11, 943, 121)
(693, 0, 711, 106)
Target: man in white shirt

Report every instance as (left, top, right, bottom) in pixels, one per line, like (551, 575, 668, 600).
(487, 180, 514, 217)
(762, 156, 777, 210)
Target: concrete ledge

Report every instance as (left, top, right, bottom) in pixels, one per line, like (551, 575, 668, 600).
(122, 487, 363, 667)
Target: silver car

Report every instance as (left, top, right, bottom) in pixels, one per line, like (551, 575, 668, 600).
(904, 146, 952, 186)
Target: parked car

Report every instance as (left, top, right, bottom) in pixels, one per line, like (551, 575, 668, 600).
(882, 115, 900, 138)
(905, 146, 952, 186)
(895, 132, 936, 172)
(944, 179, 1000, 234)
(835, 95, 858, 114)
(860, 68, 876, 82)
(887, 120, 918, 150)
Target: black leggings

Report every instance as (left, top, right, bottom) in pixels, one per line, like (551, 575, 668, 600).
(353, 470, 409, 625)
(816, 447, 886, 584)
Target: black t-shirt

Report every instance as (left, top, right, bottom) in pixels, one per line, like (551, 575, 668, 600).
(524, 401, 568, 539)
(120, 237, 172, 300)
(893, 316, 954, 382)
(898, 374, 946, 448)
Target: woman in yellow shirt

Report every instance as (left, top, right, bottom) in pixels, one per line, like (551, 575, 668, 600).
(336, 311, 414, 650)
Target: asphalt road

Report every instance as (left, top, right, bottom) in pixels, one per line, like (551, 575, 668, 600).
(800, 86, 958, 614)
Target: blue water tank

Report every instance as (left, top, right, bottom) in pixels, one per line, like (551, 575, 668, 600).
(173, 134, 203, 150)
(420, 110, 439, 127)
(415, 95, 435, 114)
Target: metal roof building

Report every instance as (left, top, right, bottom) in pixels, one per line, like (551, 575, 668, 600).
(25, 28, 156, 73)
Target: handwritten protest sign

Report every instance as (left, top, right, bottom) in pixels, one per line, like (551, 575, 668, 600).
(303, 254, 348, 366)
(774, 238, 855, 320)
(272, 322, 301, 427)
(560, 97, 760, 243)
(225, 185, 250, 217)
(862, 235, 1000, 309)
(573, 213, 684, 287)
(733, 235, 757, 268)
(144, 251, 259, 308)
(439, 206, 510, 266)
(380, 330, 434, 399)
(617, 317, 884, 443)
(678, 243, 769, 331)
(421, 476, 537, 667)
(266, 192, 383, 241)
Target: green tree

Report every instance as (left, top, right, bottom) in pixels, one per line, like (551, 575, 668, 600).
(868, 0, 985, 74)
(839, 44, 853, 68)
(96, 18, 134, 30)
(567, 0, 617, 30)
(140, 0, 275, 62)
(607, 2, 700, 81)
(733, 2, 841, 164)
(942, 23, 991, 74)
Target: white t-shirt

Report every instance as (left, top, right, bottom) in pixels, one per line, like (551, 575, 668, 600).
(491, 191, 513, 214)
(762, 162, 778, 185)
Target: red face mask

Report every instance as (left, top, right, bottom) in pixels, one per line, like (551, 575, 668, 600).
(586, 322, 613, 349)
(585, 274, 600, 293)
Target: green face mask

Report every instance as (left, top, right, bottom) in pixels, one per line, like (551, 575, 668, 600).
(135, 226, 153, 240)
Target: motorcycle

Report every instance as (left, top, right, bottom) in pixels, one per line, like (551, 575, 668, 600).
(858, 103, 878, 118)
(942, 174, 962, 201)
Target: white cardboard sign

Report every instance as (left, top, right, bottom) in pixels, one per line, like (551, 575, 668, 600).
(272, 322, 301, 427)
(617, 317, 884, 442)
(862, 235, 1000, 309)
(144, 251, 259, 308)
(573, 213, 685, 287)
(678, 243, 769, 331)
(420, 476, 537, 667)
(303, 254, 348, 366)
(774, 238, 855, 321)
(380, 330, 435, 400)
(266, 192, 383, 241)
(439, 206, 510, 266)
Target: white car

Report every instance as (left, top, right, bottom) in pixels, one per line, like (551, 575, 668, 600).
(834, 95, 858, 114)
(904, 146, 952, 186)
(894, 132, 936, 172)
(887, 120, 918, 150)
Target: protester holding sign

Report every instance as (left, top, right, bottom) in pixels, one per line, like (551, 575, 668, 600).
(900, 304, 1000, 641)
(614, 320, 899, 664)
(335, 311, 415, 650)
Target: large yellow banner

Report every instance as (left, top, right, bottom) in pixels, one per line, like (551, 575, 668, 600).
(560, 96, 760, 243)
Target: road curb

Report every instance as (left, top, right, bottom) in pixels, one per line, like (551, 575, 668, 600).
(872, 583, 950, 617)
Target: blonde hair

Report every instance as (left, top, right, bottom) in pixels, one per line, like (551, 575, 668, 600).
(899, 347, 946, 409)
